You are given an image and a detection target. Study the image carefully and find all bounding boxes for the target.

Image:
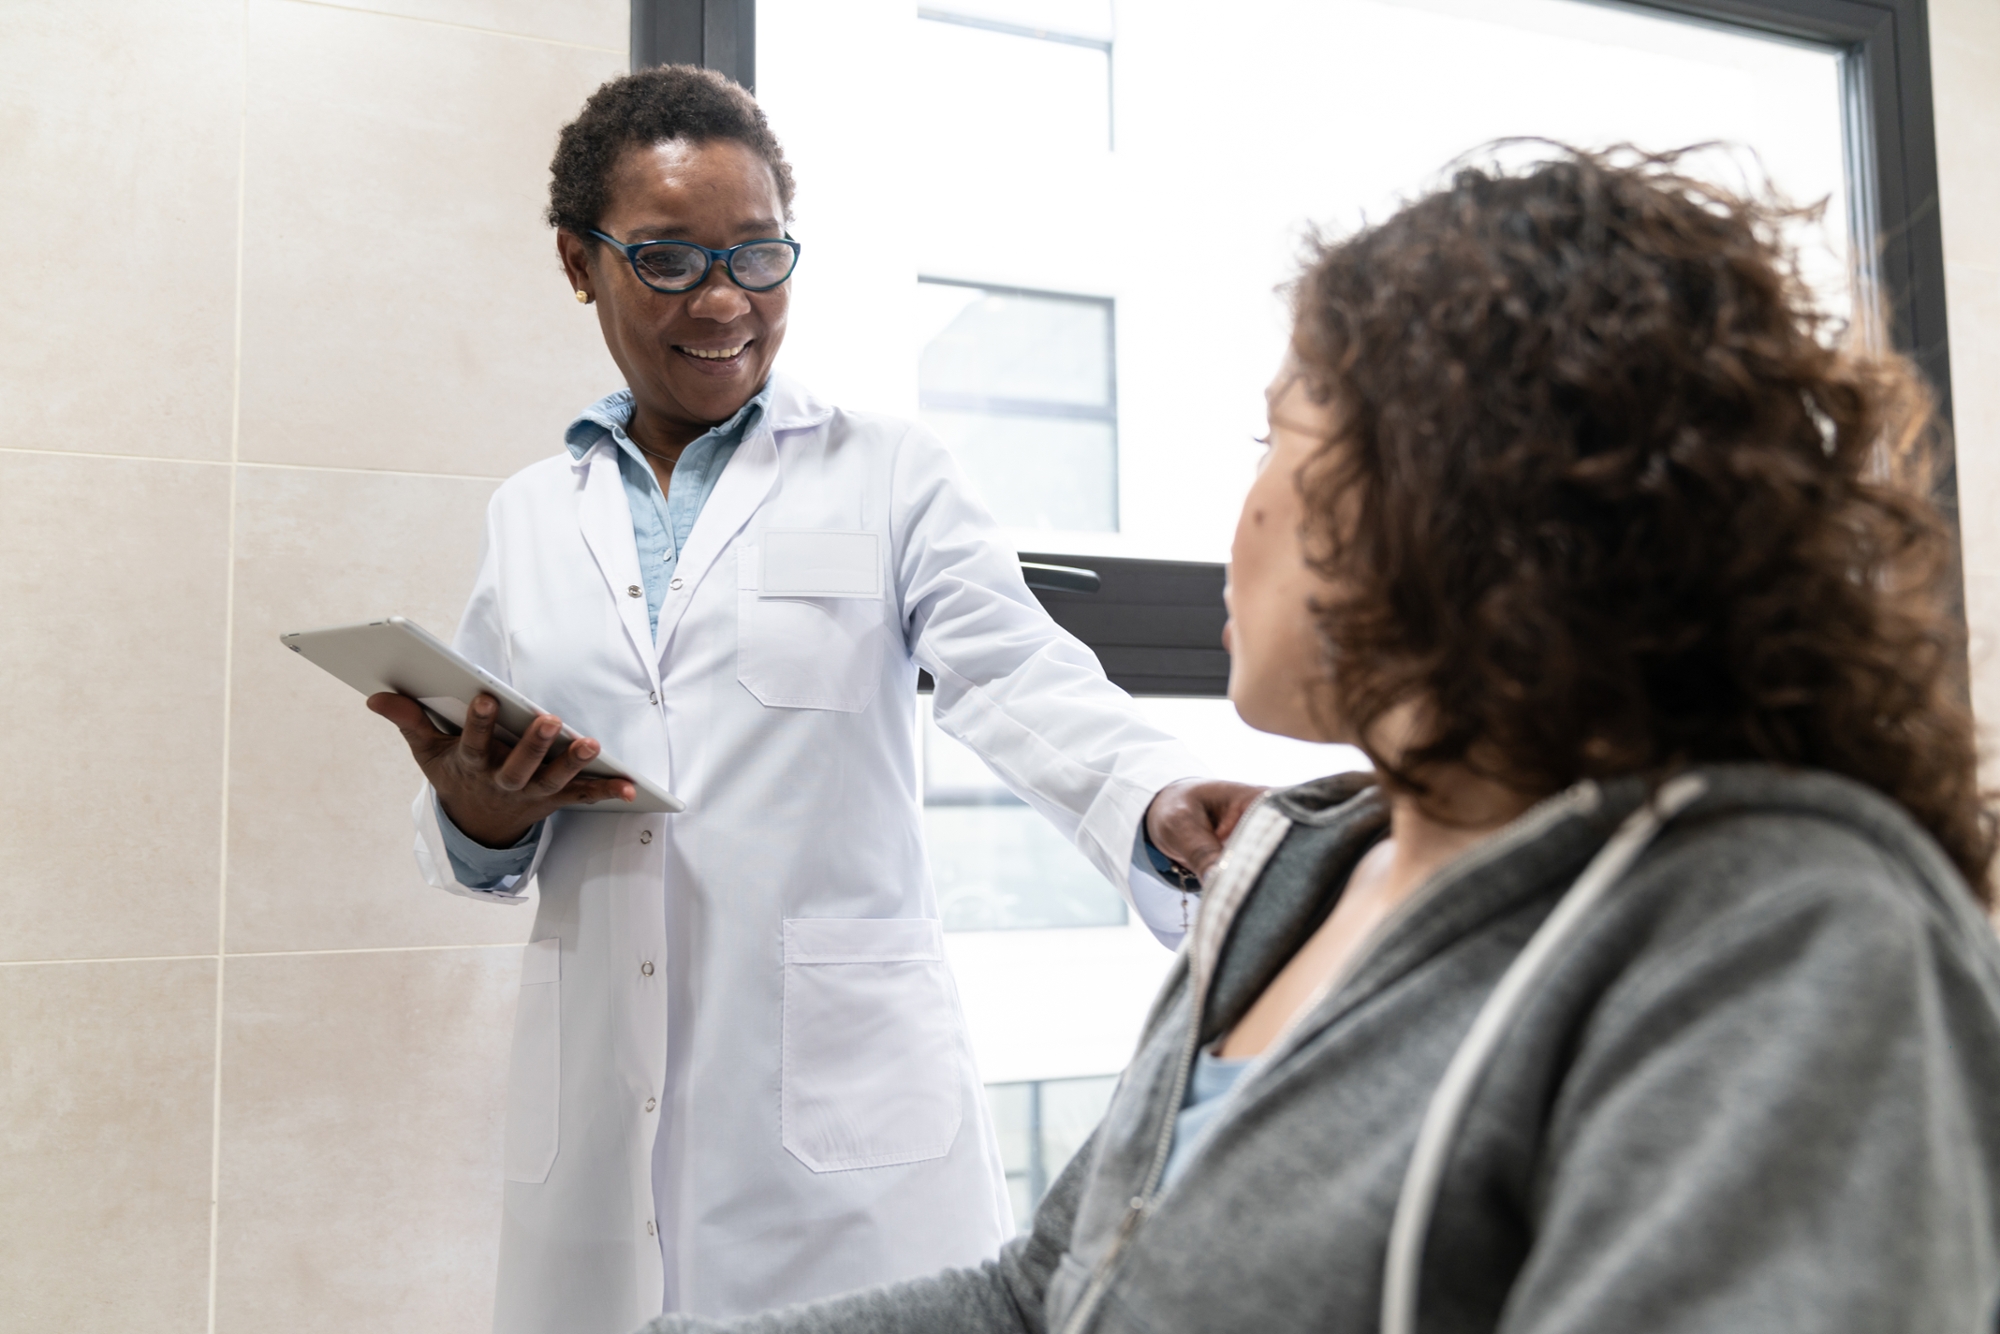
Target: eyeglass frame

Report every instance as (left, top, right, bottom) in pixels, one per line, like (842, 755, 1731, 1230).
(586, 228, 801, 294)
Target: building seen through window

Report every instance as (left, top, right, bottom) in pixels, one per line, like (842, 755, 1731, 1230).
(985, 1074, 1121, 1224)
(917, 280, 1118, 534)
(924, 695, 1129, 931)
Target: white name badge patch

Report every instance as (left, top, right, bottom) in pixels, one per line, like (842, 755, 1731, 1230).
(759, 530, 882, 599)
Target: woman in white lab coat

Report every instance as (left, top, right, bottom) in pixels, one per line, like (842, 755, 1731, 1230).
(365, 66, 1259, 1334)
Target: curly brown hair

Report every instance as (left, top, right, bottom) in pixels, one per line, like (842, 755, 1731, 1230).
(1289, 145, 1992, 900)
(547, 65, 796, 238)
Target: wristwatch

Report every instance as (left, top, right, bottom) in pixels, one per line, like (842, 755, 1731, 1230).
(1143, 830, 1203, 893)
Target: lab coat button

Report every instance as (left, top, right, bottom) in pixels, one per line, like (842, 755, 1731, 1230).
(639, 829, 653, 845)
(627, 584, 641, 598)
(645, 1097, 657, 1112)
(646, 1220, 656, 1236)
(669, 577, 684, 590)
(649, 691, 659, 705)
(641, 961, 654, 976)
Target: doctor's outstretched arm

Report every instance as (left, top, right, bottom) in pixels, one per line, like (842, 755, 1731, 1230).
(890, 423, 1263, 944)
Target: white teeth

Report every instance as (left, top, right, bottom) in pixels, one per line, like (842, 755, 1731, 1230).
(682, 343, 748, 360)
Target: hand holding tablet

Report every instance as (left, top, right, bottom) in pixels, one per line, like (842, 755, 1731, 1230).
(281, 618, 682, 845)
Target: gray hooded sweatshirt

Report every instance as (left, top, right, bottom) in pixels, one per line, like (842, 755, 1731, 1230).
(646, 765, 2000, 1333)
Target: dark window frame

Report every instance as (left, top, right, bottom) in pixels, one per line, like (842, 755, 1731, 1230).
(633, 0, 755, 90)
(637, 0, 1957, 696)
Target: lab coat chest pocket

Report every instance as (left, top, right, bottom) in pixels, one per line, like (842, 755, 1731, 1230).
(504, 937, 560, 1184)
(781, 918, 964, 1172)
(737, 532, 887, 712)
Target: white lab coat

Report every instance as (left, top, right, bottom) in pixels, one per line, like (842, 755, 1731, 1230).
(409, 375, 1205, 1334)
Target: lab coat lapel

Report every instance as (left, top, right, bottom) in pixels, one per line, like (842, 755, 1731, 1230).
(654, 420, 780, 652)
(574, 445, 659, 679)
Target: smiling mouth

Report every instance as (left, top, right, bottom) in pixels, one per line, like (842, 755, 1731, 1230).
(677, 341, 750, 361)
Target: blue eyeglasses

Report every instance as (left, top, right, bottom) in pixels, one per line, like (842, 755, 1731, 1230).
(588, 229, 801, 294)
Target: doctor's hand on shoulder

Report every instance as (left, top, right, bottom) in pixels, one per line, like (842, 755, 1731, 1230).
(366, 691, 635, 848)
(1147, 779, 1268, 884)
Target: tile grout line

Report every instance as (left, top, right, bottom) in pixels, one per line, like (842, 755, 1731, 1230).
(273, 0, 625, 54)
(0, 942, 526, 968)
(237, 459, 510, 482)
(207, 9, 249, 1328)
(228, 941, 529, 958)
(0, 445, 512, 485)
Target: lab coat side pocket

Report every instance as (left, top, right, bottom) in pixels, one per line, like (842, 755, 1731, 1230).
(736, 538, 888, 713)
(780, 918, 965, 1173)
(504, 936, 561, 1184)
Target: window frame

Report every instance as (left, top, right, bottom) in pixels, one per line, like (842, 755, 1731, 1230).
(638, 0, 1960, 695)
(633, 0, 755, 90)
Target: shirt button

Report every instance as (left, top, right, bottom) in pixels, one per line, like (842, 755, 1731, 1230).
(646, 1220, 656, 1237)
(627, 584, 641, 598)
(639, 829, 653, 845)
(641, 961, 654, 976)
(645, 1096, 657, 1112)
(669, 577, 684, 591)
(648, 691, 659, 705)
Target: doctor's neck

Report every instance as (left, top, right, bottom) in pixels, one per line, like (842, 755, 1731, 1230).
(627, 407, 705, 466)
(625, 378, 766, 470)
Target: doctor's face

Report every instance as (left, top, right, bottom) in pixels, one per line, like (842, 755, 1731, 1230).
(562, 137, 790, 444)
(1223, 364, 1345, 744)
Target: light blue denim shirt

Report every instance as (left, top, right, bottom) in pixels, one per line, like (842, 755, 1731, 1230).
(437, 383, 771, 887)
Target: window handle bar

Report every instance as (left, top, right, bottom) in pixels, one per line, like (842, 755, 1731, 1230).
(1020, 561, 1101, 594)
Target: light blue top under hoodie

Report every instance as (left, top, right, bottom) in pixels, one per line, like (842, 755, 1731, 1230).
(1160, 1049, 1253, 1189)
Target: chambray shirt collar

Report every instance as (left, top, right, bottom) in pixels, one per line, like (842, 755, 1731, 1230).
(562, 381, 773, 461)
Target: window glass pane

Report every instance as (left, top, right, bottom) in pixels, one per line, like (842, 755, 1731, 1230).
(987, 1080, 1034, 1169)
(918, 283, 1111, 407)
(917, 281, 1119, 530)
(762, 0, 1852, 563)
(925, 697, 1127, 929)
(984, 1080, 1037, 1222)
(1038, 1073, 1118, 1185)
(915, 16, 1110, 155)
(982, 1074, 1120, 1227)
(922, 413, 1117, 531)
(929, 806, 1128, 930)
(925, 0, 1113, 35)
(925, 692, 1366, 935)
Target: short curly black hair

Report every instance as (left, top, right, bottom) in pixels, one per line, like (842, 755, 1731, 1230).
(547, 64, 796, 237)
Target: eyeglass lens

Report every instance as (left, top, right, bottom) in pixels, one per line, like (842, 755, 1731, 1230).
(632, 242, 795, 292)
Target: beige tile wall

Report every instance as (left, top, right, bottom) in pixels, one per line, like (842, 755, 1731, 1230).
(4, 1, 1999, 1330)
(0, 0, 621, 1328)
(1934, 0, 2000, 780)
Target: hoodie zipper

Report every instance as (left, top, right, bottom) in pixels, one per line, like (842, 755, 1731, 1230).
(1055, 781, 1602, 1334)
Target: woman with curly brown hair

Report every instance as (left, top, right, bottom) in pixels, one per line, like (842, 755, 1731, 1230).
(639, 146, 2000, 1334)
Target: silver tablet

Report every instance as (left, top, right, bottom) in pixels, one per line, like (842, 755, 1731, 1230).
(279, 616, 683, 815)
